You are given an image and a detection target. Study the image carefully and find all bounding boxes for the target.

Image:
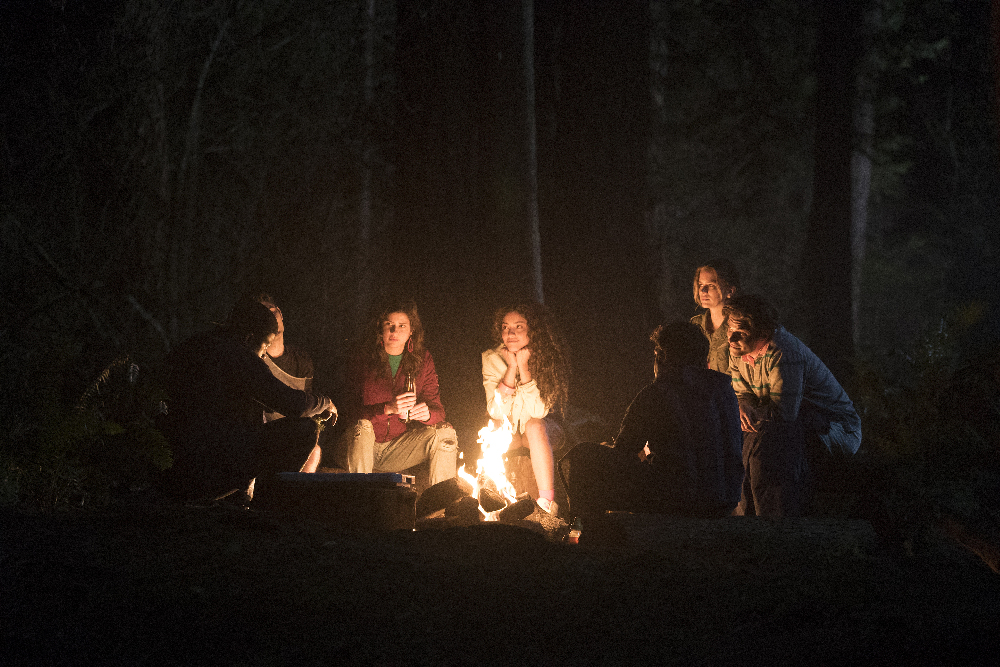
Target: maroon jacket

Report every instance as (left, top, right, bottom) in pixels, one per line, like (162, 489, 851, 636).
(344, 349, 446, 443)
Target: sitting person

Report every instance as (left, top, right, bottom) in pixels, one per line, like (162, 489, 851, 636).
(725, 295, 862, 517)
(689, 259, 740, 372)
(253, 292, 328, 475)
(564, 322, 743, 520)
(161, 300, 334, 503)
(482, 302, 570, 516)
(253, 292, 316, 411)
(337, 301, 458, 486)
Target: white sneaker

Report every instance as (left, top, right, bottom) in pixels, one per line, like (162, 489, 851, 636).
(537, 498, 558, 516)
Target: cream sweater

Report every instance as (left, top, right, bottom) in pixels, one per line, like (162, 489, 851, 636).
(481, 346, 549, 434)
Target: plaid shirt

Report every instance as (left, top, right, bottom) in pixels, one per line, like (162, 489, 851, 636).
(730, 326, 860, 432)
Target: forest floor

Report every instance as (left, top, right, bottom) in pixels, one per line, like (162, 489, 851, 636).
(3, 499, 1000, 666)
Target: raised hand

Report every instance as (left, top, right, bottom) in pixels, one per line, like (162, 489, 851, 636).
(514, 347, 532, 382)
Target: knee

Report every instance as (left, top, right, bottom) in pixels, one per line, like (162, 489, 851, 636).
(345, 420, 375, 448)
(433, 425, 458, 452)
(524, 418, 548, 444)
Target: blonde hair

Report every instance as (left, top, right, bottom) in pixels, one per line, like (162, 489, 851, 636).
(692, 259, 741, 308)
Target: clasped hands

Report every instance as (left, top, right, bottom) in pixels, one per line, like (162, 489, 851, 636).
(386, 391, 431, 422)
(500, 346, 531, 386)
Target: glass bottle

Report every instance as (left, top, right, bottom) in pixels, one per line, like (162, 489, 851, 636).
(402, 373, 415, 423)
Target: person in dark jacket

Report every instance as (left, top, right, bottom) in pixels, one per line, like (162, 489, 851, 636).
(162, 300, 334, 503)
(250, 292, 329, 477)
(726, 295, 861, 517)
(564, 321, 743, 519)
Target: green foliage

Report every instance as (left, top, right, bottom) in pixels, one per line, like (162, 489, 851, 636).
(851, 308, 998, 523)
(0, 356, 171, 510)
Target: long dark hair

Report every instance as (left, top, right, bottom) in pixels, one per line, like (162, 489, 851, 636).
(491, 302, 570, 415)
(366, 300, 427, 379)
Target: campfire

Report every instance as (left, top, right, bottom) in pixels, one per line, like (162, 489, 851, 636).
(457, 390, 535, 522)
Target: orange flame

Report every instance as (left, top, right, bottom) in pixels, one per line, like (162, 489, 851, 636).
(460, 389, 519, 520)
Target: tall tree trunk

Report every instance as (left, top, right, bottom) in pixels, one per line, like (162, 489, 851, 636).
(355, 0, 376, 327)
(169, 17, 228, 341)
(536, 0, 653, 423)
(523, 0, 543, 304)
(851, 0, 880, 347)
(992, 0, 1000, 146)
(801, 0, 862, 380)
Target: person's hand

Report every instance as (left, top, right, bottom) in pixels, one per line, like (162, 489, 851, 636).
(389, 391, 417, 415)
(317, 395, 335, 415)
(739, 402, 758, 432)
(409, 402, 431, 422)
(514, 347, 532, 382)
(500, 346, 518, 368)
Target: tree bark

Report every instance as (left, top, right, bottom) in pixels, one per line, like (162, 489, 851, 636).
(800, 0, 862, 380)
(356, 0, 376, 326)
(523, 0, 543, 304)
(851, 0, 880, 348)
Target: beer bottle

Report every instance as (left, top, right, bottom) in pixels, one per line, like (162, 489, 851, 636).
(403, 373, 416, 423)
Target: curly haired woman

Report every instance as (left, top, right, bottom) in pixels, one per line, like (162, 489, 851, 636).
(338, 301, 458, 486)
(481, 302, 570, 515)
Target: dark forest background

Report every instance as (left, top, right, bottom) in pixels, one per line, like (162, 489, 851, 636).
(2, 0, 999, 509)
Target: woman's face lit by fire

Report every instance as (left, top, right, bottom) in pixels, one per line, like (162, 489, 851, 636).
(381, 312, 411, 355)
(697, 268, 732, 310)
(501, 311, 530, 353)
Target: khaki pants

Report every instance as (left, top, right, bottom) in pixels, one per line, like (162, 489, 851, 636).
(339, 419, 458, 487)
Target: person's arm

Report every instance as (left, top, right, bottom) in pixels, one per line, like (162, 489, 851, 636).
(342, 355, 393, 421)
(764, 348, 804, 422)
(411, 351, 445, 425)
(251, 356, 329, 418)
(515, 378, 549, 419)
(730, 357, 762, 432)
(612, 386, 656, 459)
(482, 349, 512, 418)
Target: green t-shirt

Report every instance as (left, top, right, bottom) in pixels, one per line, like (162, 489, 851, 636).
(388, 352, 403, 378)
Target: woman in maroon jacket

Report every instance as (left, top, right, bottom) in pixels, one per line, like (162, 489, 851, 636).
(337, 301, 458, 485)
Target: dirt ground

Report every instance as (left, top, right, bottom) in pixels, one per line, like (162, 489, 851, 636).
(3, 501, 999, 666)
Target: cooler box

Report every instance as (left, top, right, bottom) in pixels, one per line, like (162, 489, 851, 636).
(270, 472, 417, 530)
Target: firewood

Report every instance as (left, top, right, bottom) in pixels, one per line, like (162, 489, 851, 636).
(415, 478, 469, 518)
(498, 497, 536, 524)
(479, 487, 506, 513)
(446, 496, 483, 526)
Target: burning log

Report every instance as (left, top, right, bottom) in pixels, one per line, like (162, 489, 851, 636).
(415, 496, 484, 530)
(415, 477, 473, 518)
(446, 496, 483, 525)
(479, 487, 507, 513)
(495, 496, 537, 524)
